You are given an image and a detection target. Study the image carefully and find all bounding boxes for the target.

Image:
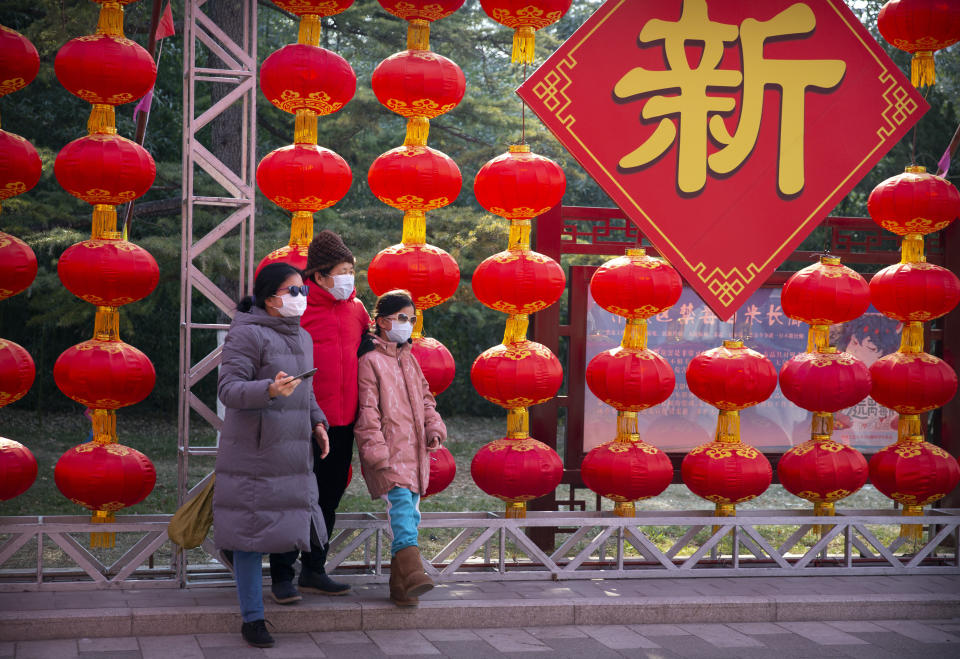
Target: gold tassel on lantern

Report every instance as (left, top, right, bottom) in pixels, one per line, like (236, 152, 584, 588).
(512, 26, 536, 63)
(901, 230, 924, 263)
(621, 318, 647, 350)
(900, 503, 924, 540)
(911, 51, 935, 87)
(404, 117, 430, 146)
(713, 502, 736, 535)
(294, 109, 318, 145)
(90, 509, 116, 549)
(289, 211, 314, 248)
(95, 1, 124, 37)
(91, 204, 118, 238)
(87, 104, 117, 135)
(401, 210, 426, 245)
(504, 408, 531, 518)
(407, 19, 430, 51)
(93, 306, 120, 341)
(298, 14, 322, 46)
(503, 314, 529, 344)
(806, 324, 829, 353)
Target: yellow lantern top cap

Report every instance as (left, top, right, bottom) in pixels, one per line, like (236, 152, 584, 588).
(509, 144, 531, 153)
(820, 255, 841, 266)
(905, 165, 926, 174)
(626, 247, 646, 257)
(722, 339, 743, 349)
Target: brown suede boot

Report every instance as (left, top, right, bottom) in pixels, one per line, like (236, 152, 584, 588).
(395, 546, 434, 599)
(389, 555, 418, 607)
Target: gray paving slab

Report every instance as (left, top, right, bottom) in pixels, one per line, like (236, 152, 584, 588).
(0, 642, 12, 658)
(628, 623, 691, 636)
(474, 628, 551, 653)
(523, 626, 588, 639)
(309, 631, 371, 645)
(261, 633, 322, 658)
(79, 652, 142, 659)
(14, 640, 79, 659)
(727, 622, 786, 635)
(200, 647, 265, 659)
(578, 624, 661, 649)
(537, 636, 629, 659)
(776, 621, 869, 645)
(680, 623, 765, 647)
(873, 619, 960, 643)
(429, 640, 498, 659)
(419, 629, 481, 642)
(137, 635, 204, 659)
(826, 620, 889, 633)
(366, 630, 440, 656)
(77, 637, 139, 653)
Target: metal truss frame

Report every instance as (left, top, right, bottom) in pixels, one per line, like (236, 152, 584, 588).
(2, 509, 957, 590)
(177, 0, 258, 586)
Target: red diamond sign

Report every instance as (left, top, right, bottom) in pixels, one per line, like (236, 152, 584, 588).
(518, 0, 927, 319)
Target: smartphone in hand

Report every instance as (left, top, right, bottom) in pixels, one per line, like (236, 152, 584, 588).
(291, 367, 318, 381)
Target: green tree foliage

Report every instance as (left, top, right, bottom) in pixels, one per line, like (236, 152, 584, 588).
(0, 0, 957, 422)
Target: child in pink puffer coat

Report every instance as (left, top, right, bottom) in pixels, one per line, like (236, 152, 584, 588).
(355, 289, 446, 607)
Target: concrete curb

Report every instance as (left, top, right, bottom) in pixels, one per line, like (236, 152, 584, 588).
(2, 593, 959, 641)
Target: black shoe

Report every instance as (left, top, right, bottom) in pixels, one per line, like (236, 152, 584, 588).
(241, 619, 274, 648)
(270, 580, 302, 604)
(298, 568, 351, 595)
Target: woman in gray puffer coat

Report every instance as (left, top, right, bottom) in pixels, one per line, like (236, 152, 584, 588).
(214, 263, 329, 649)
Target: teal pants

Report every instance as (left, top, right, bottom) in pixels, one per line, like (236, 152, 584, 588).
(384, 487, 420, 556)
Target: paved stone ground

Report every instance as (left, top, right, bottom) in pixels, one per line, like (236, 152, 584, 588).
(3, 619, 959, 658)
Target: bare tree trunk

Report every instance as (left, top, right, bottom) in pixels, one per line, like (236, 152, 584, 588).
(206, 0, 244, 174)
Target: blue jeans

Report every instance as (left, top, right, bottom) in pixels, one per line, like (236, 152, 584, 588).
(384, 487, 420, 556)
(233, 550, 265, 623)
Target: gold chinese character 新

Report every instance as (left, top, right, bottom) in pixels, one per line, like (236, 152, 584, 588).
(614, 0, 846, 196)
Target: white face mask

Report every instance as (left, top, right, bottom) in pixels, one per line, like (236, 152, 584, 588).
(329, 274, 355, 300)
(276, 293, 307, 317)
(385, 322, 413, 344)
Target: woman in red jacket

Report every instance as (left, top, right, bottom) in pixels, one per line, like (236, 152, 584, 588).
(268, 230, 370, 602)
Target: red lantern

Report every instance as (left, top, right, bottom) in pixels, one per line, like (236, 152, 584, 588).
(58, 239, 159, 306)
(471, 436, 562, 507)
(472, 249, 565, 315)
(590, 249, 682, 319)
(681, 441, 773, 509)
(870, 351, 957, 414)
(877, 0, 960, 86)
(54, 340, 156, 409)
(372, 50, 465, 119)
(424, 445, 456, 498)
(868, 166, 960, 237)
(581, 440, 673, 504)
(412, 337, 455, 396)
(368, 145, 462, 212)
(55, 134, 156, 206)
(256, 245, 309, 277)
(55, 34, 156, 105)
(260, 44, 356, 115)
(0, 25, 40, 98)
(367, 243, 460, 310)
(870, 261, 960, 322)
(257, 144, 352, 212)
(0, 339, 35, 408)
(0, 130, 42, 202)
(55, 442, 156, 512)
(686, 341, 778, 410)
(777, 437, 869, 515)
(586, 348, 674, 412)
(0, 232, 38, 301)
(0, 437, 38, 501)
(479, 0, 572, 63)
(869, 437, 960, 535)
(781, 255, 871, 325)
(272, 0, 354, 16)
(779, 349, 872, 413)
(471, 341, 562, 409)
(474, 145, 565, 219)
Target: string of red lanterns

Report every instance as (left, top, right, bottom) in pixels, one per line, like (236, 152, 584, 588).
(0, 25, 41, 502)
(469, 145, 566, 517)
(866, 165, 960, 539)
(681, 341, 777, 527)
(366, 0, 468, 494)
(255, 1, 356, 274)
(778, 256, 872, 533)
(50, 0, 158, 547)
(580, 249, 680, 516)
